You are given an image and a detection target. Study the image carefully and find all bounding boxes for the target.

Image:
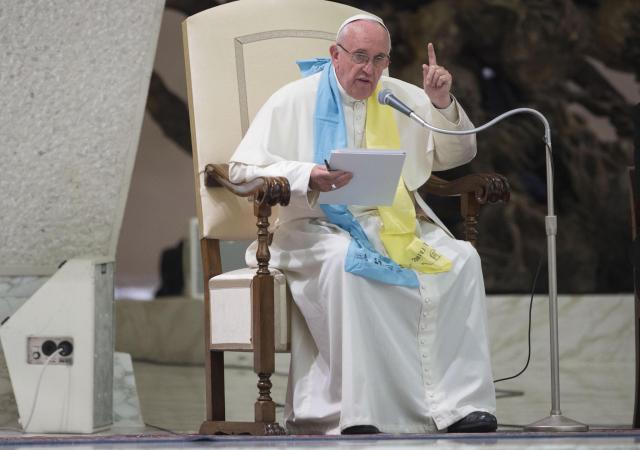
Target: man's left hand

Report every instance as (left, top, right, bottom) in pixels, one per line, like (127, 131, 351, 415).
(422, 42, 452, 109)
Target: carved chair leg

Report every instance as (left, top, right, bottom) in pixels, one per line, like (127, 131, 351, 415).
(253, 203, 278, 424)
(252, 274, 276, 422)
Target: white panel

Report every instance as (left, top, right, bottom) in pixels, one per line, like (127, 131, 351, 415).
(210, 286, 252, 346)
(274, 279, 292, 352)
(209, 267, 291, 351)
(0, 258, 114, 433)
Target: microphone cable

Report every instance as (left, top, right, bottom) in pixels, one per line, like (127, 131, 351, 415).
(493, 249, 545, 383)
(493, 140, 553, 383)
(21, 348, 64, 431)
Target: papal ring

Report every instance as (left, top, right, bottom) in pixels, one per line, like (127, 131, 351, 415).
(331, 183, 337, 190)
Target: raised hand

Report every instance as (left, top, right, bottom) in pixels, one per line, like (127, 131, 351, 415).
(422, 42, 452, 109)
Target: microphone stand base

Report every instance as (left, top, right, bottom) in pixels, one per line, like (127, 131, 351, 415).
(524, 414, 589, 432)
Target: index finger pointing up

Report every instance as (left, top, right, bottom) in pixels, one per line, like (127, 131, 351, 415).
(427, 42, 437, 66)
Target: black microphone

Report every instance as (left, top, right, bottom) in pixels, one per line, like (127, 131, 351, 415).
(377, 88, 414, 117)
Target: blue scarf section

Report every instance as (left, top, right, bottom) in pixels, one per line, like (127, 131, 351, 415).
(296, 58, 419, 288)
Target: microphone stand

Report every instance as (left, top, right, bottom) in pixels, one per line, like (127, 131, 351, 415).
(406, 105, 588, 432)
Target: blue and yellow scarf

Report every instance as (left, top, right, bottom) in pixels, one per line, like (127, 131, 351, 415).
(297, 59, 451, 288)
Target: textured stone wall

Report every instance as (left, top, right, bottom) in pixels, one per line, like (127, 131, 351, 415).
(0, 0, 164, 427)
(0, 0, 164, 276)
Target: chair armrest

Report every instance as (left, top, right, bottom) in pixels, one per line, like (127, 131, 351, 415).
(420, 173, 510, 246)
(204, 163, 290, 277)
(422, 173, 510, 204)
(204, 163, 290, 208)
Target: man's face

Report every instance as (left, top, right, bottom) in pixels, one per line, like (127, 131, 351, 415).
(330, 20, 390, 100)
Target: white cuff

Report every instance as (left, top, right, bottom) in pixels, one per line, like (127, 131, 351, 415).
(433, 95, 459, 123)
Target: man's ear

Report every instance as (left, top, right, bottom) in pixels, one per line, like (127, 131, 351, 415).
(329, 44, 339, 63)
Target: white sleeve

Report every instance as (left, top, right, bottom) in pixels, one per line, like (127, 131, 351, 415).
(428, 95, 477, 171)
(433, 97, 459, 123)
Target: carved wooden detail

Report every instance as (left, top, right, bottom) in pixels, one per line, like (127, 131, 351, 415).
(265, 422, 287, 436)
(255, 204, 272, 276)
(421, 173, 510, 247)
(204, 163, 291, 206)
(199, 420, 286, 436)
(257, 372, 273, 402)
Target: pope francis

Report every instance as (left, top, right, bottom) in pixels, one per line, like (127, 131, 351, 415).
(228, 13, 497, 435)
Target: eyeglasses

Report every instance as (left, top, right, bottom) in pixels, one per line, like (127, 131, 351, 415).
(336, 43, 390, 68)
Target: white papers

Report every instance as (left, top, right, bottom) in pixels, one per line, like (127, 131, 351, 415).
(318, 149, 406, 206)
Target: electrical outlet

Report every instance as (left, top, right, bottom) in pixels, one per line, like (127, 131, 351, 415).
(27, 336, 74, 365)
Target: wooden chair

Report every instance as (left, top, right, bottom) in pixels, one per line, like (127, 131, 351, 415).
(182, 0, 509, 436)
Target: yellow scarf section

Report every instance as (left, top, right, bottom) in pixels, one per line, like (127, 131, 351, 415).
(366, 85, 452, 274)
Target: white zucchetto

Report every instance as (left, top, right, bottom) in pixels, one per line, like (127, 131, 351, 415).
(336, 13, 389, 40)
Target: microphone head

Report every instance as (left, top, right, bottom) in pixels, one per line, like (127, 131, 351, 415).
(376, 88, 414, 117)
(377, 88, 393, 105)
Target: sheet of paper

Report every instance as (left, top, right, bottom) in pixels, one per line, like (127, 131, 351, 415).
(318, 149, 406, 206)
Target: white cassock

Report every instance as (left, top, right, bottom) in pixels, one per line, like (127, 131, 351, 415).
(229, 71, 496, 434)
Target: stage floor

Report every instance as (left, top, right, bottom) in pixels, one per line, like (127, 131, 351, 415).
(1, 428, 640, 449)
(0, 294, 635, 448)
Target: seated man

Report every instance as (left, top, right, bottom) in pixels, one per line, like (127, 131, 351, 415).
(229, 14, 497, 435)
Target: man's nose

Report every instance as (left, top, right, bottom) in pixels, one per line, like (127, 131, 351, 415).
(361, 60, 374, 74)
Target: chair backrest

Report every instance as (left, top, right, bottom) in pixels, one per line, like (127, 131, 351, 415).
(182, 0, 364, 241)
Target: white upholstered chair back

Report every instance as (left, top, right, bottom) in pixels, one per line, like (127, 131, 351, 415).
(182, 0, 365, 241)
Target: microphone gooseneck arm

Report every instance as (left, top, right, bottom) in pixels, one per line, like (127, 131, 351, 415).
(377, 89, 552, 213)
(378, 89, 551, 162)
(377, 88, 587, 432)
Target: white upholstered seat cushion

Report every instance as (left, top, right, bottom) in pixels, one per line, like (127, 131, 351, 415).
(209, 267, 291, 352)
